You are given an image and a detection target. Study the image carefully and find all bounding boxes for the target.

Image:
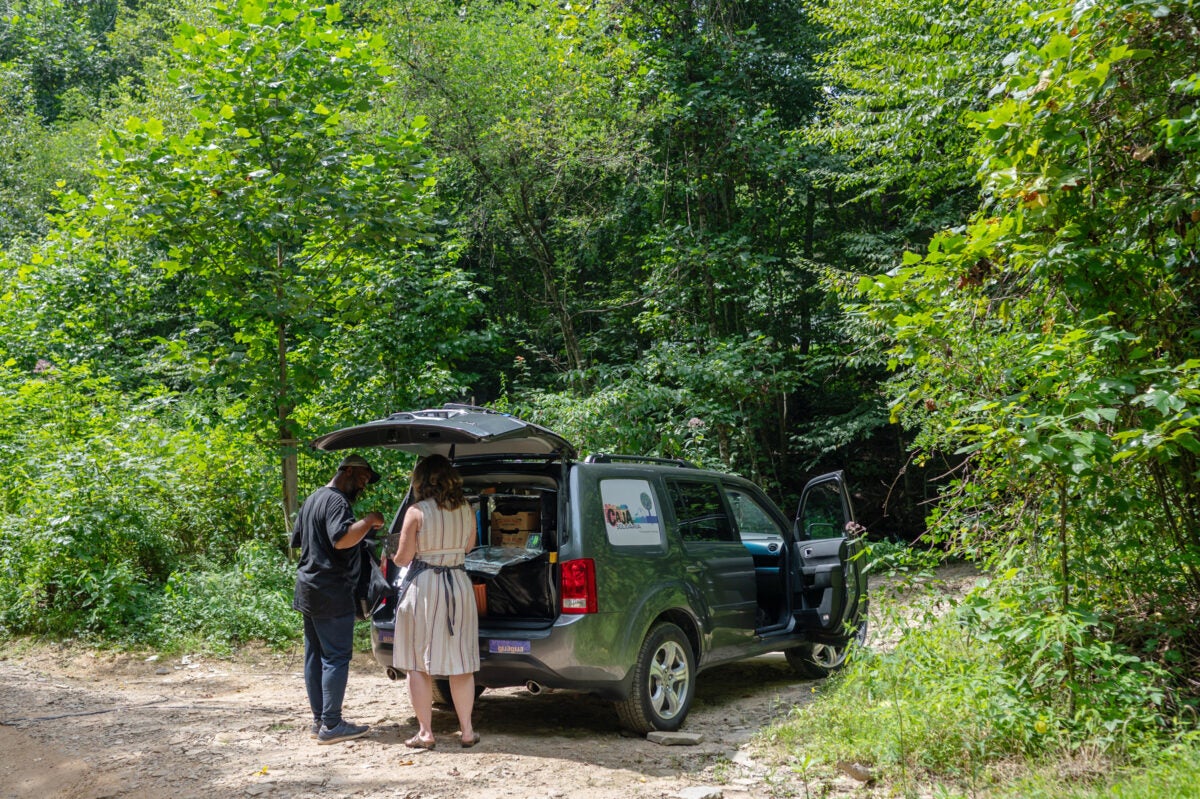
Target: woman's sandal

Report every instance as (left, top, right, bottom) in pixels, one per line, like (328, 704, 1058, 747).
(404, 735, 435, 750)
(458, 732, 481, 748)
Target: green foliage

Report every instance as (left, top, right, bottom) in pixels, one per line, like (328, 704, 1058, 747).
(0, 0, 197, 245)
(46, 0, 456, 518)
(154, 541, 296, 652)
(0, 0, 117, 123)
(774, 622, 1022, 776)
(851, 0, 1200, 704)
(516, 368, 717, 468)
(376, 2, 889, 517)
(377, 0, 648, 379)
(0, 362, 276, 640)
(862, 539, 943, 576)
(806, 0, 1019, 210)
(1, 15, 1199, 799)
(960, 574, 1172, 752)
(771, 579, 1175, 789)
(984, 736, 1200, 799)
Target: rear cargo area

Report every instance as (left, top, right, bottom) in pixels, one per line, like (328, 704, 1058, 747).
(463, 478, 559, 624)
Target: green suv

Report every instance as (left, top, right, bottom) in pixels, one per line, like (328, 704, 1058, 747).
(312, 404, 868, 734)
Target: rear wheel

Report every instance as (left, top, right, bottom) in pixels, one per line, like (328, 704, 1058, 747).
(614, 622, 695, 734)
(786, 621, 867, 679)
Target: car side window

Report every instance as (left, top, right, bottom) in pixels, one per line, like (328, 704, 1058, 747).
(724, 487, 786, 541)
(667, 480, 736, 544)
(801, 480, 847, 540)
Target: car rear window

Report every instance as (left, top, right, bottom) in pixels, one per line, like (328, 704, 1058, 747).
(600, 478, 665, 548)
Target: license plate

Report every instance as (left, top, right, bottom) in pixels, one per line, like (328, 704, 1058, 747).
(379, 630, 394, 645)
(488, 639, 531, 655)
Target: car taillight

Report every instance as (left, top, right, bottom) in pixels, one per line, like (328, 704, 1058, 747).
(560, 558, 597, 614)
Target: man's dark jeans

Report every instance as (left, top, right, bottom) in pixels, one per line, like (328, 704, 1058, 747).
(302, 612, 356, 729)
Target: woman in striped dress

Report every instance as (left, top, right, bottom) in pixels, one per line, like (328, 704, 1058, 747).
(391, 454, 481, 749)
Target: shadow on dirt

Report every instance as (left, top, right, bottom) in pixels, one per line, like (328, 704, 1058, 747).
(424, 652, 812, 742)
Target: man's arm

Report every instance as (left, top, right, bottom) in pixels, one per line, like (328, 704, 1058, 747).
(334, 511, 385, 550)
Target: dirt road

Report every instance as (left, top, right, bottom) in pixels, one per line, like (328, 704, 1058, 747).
(0, 568, 976, 799)
(0, 642, 858, 799)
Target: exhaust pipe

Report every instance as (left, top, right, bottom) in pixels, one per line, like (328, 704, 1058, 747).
(386, 668, 404, 681)
(525, 680, 544, 695)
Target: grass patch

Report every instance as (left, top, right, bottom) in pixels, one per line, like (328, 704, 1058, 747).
(945, 738, 1200, 799)
(757, 571, 1192, 797)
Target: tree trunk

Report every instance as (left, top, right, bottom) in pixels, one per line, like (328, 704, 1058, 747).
(277, 243, 298, 529)
(800, 188, 817, 355)
(1058, 478, 1076, 718)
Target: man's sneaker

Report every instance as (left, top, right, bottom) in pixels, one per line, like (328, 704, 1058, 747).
(310, 720, 320, 739)
(317, 720, 370, 745)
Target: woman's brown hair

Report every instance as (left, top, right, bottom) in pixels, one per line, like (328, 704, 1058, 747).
(411, 454, 466, 510)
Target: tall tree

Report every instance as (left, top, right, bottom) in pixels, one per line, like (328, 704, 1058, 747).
(616, 0, 839, 490)
(377, 0, 648, 383)
(65, 0, 438, 523)
(858, 0, 1200, 697)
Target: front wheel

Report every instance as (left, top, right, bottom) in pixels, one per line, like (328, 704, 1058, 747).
(786, 621, 867, 679)
(614, 622, 696, 734)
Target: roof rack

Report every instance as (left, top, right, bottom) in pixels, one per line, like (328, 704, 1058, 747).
(454, 453, 564, 464)
(385, 403, 508, 421)
(441, 403, 507, 415)
(583, 453, 698, 469)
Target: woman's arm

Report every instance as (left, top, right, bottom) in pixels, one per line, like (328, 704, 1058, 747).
(465, 505, 478, 553)
(392, 505, 423, 567)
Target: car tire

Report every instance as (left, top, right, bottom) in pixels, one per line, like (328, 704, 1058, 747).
(786, 620, 867, 679)
(614, 622, 695, 734)
(431, 678, 485, 710)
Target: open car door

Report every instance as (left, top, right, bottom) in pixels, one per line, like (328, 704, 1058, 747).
(790, 471, 867, 644)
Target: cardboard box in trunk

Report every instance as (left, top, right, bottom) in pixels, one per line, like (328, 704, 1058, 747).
(491, 510, 539, 531)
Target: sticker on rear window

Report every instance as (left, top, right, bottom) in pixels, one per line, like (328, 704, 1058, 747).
(600, 479, 664, 547)
(488, 639, 531, 654)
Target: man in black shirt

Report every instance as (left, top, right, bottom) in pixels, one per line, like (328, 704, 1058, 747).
(291, 454, 385, 744)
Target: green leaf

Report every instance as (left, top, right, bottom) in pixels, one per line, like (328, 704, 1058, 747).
(242, 0, 265, 25)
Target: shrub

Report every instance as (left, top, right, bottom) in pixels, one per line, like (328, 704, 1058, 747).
(0, 364, 279, 640)
(152, 541, 297, 652)
(768, 573, 1177, 789)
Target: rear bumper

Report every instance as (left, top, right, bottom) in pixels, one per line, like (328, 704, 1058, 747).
(370, 615, 632, 700)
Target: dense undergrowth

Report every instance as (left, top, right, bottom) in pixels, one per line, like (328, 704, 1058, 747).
(764, 548, 1200, 798)
(0, 365, 298, 650)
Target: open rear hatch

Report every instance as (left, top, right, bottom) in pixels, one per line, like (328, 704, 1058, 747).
(310, 403, 576, 459)
(312, 405, 575, 638)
